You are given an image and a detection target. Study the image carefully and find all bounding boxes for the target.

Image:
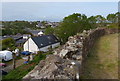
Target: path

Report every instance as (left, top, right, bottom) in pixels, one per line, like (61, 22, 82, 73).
(2, 59, 24, 72)
(81, 34, 118, 79)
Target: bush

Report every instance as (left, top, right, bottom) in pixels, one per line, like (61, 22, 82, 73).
(2, 38, 15, 50)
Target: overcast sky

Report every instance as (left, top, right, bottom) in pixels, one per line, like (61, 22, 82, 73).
(1, 2, 119, 21)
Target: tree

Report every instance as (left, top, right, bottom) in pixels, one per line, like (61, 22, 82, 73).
(95, 15, 106, 27)
(107, 13, 116, 23)
(88, 16, 97, 28)
(45, 27, 54, 35)
(116, 12, 120, 27)
(2, 38, 15, 50)
(41, 21, 47, 26)
(12, 52, 16, 69)
(115, 12, 120, 24)
(54, 13, 93, 43)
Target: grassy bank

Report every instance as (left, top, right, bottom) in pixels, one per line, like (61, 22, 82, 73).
(81, 34, 118, 79)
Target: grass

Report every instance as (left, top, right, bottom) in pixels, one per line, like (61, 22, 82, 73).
(107, 23, 118, 28)
(81, 34, 118, 79)
(2, 52, 51, 80)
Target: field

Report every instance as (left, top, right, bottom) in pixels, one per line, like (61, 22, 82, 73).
(81, 34, 118, 79)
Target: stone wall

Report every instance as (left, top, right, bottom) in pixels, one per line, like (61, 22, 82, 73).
(23, 28, 119, 80)
(55, 28, 119, 59)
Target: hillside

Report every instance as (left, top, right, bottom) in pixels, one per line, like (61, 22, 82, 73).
(81, 34, 118, 79)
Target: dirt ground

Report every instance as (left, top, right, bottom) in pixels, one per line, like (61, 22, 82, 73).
(81, 34, 118, 79)
(2, 59, 24, 72)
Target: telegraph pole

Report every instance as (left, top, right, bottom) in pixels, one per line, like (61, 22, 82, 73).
(12, 51, 16, 69)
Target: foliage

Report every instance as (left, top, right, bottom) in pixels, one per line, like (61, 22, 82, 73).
(2, 21, 38, 36)
(45, 12, 119, 43)
(54, 13, 97, 43)
(107, 13, 117, 23)
(107, 23, 118, 28)
(88, 16, 97, 28)
(45, 27, 55, 35)
(95, 15, 107, 27)
(41, 21, 47, 26)
(2, 38, 15, 50)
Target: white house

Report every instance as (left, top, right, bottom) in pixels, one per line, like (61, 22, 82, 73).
(0, 50, 13, 61)
(38, 31, 44, 36)
(23, 34, 31, 39)
(24, 35, 60, 53)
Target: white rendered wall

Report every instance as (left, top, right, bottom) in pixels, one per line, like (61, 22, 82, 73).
(24, 38, 39, 53)
(39, 42, 60, 52)
(52, 42, 60, 48)
(39, 45, 51, 52)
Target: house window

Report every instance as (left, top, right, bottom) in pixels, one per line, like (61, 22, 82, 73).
(5, 56, 6, 59)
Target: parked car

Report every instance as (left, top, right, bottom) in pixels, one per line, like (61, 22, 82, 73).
(0, 50, 13, 61)
(1, 70, 8, 75)
(0, 63, 7, 67)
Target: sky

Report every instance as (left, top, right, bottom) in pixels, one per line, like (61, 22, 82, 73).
(1, 0, 119, 2)
(1, 2, 119, 21)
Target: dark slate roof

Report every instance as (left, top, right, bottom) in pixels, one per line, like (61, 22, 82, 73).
(2, 35, 22, 41)
(31, 35, 60, 48)
(30, 31, 40, 35)
(29, 30, 45, 36)
(16, 39, 27, 44)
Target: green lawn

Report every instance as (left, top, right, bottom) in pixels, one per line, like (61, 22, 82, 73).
(81, 34, 118, 79)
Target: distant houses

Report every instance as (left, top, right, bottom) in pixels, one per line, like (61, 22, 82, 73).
(29, 30, 44, 36)
(2, 34, 23, 41)
(36, 21, 60, 28)
(16, 34, 32, 47)
(1, 34, 30, 47)
(38, 31, 44, 36)
(23, 35, 60, 53)
(36, 22, 45, 28)
(1, 21, 60, 53)
(23, 34, 31, 39)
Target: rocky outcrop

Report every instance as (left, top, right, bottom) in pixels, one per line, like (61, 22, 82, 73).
(23, 28, 119, 80)
(23, 55, 81, 80)
(54, 28, 106, 60)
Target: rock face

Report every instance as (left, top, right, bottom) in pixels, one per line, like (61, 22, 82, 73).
(23, 28, 119, 80)
(23, 55, 81, 80)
